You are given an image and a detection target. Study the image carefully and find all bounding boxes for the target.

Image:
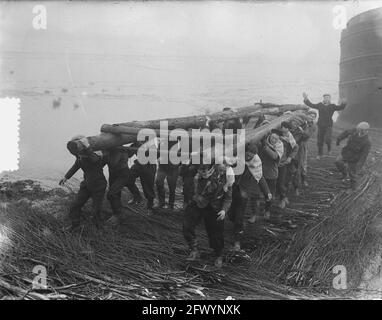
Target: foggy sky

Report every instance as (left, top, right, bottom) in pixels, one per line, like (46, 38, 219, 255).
(1, 1, 381, 178)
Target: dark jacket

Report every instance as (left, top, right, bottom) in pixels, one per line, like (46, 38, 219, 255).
(179, 163, 199, 179)
(259, 142, 280, 180)
(291, 122, 316, 143)
(105, 146, 130, 174)
(279, 134, 299, 167)
(193, 168, 232, 212)
(337, 128, 371, 166)
(304, 98, 346, 128)
(65, 148, 106, 186)
(235, 165, 270, 197)
(158, 140, 179, 172)
(129, 141, 157, 169)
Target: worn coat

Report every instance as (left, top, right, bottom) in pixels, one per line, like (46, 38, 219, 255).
(303, 98, 346, 128)
(337, 128, 371, 167)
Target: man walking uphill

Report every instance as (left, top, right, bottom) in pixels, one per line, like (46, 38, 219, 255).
(104, 146, 141, 226)
(60, 135, 107, 230)
(335, 122, 371, 190)
(183, 162, 232, 268)
(303, 92, 347, 159)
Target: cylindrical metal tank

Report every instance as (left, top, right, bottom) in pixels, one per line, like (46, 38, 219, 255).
(339, 7, 382, 127)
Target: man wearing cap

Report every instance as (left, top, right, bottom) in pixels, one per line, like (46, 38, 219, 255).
(303, 92, 347, 159)
(258, 131, 284, 219)
(59, 135, 107, 230)
(335, 122, 371, 189)
(222, 107, 242, 134)
(183, 161, 232, 268)
(290, 113, 317, 191)
(277, 121, 299, 209)
(230, 142, 271, 247)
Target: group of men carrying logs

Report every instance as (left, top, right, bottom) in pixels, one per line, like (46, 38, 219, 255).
(59, 92, 372, 268)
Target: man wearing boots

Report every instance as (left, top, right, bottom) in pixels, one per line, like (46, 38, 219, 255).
(183, 162, 232, 268)
(277, 122, 299, 209)
(60, 135, 107, 230)
(179, 158, 199, 209)
(231, 142, 271, 242)
(259, 132, 284, 219)
(289, 114, 316, 193)
(104, 146, 142, 225)
(303, 92, 346, 159)
(335, 122, 371, 190)
(127, 141, 157, 213)
(153, 139, 180, 211)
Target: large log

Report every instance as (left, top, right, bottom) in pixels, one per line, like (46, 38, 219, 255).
(103, 111, 310, 162)
(112, 104, 308, 129)
(67, 106, 309, 155)
(100, 125, 225, 138)
(67, 132, 137, 155)
(111, 104, 261, 129)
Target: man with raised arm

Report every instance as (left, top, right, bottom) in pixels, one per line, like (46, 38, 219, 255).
(303, 92, 346, 159)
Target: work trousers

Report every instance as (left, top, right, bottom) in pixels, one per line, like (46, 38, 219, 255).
(69, 179, 106, 225)
(277, 165, 290, 199)
(288, 159, 300, 190)
(335, 156, 357, 186)
(128, 163, 157, 208)
(182, 177, 195, 205)
(317, 125, 332, 156)
(107, 168, 141, 216)
(156, 166, 179, 206)
(183, 204, 224, 257)
(228, 185, 249, 242)
(264, 178, 277, 211)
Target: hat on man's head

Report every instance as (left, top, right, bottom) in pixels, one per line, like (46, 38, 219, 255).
(70, 134, 85, 142)
(356, 122, 370, 130)
(270, 129, 282, 136)
(281, 121, 292, 130)
(245, 141, 258, 154)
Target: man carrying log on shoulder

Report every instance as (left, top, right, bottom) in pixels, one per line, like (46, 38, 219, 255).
(276, 122, 299, 209)
(230, 142, 272, 245)
(183, 159, 232, 268)
(104, 146, 142, 226)
(59, 135, 107, 231)
(296, 111, 317, 188)
(153, 138, 180, 211)
(222, 107, 243, 133)
(179, 157, 199, 209)
(335, 122, 371, 190)
(258, 131, 284, 220)
(303, 92, 347, 159)
(126, 140, 157, 214)
(288, 112, 317, 194)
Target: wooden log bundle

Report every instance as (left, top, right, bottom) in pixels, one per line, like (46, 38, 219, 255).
(108, 104, 307, 129)
(66, 104, 309, 155)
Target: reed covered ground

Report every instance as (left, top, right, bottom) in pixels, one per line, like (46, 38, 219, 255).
(0, 129, 382, 300)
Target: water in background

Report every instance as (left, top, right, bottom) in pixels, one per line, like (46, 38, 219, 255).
(0, 2, 342, 184)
